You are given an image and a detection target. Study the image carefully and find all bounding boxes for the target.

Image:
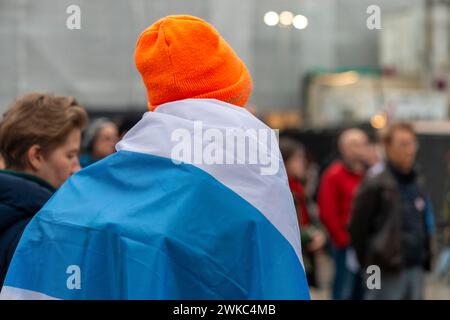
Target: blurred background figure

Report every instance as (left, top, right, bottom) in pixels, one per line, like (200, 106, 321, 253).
(317, 128, 369, 299)
(0, 92, 87, 287)
(280, 137, 327, 291)
(350, 123, 435, 300)
(0, 154, 4, 170)
(80, 118, 119, 167)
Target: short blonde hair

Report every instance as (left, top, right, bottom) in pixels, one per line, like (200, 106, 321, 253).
(0, 93, 88, 170)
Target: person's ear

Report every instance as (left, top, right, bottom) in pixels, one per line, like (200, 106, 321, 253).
(27, 144, 44, 172)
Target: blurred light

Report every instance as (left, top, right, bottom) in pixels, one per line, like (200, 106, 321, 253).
(370, 112, 387, 129)
(264, 11, 279, 26)
(316, 71, 360, 86)
(279, 11, 294, 26)
(293, 14, 308, 29)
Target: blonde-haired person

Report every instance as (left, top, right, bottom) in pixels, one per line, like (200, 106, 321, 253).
(0, 93, 87, 287)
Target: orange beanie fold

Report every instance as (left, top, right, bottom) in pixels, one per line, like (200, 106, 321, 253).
(134, 15, 253, 111)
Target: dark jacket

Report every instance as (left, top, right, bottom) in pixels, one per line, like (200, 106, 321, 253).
(0, 170, 55, 287)
(349, 163, 433, 274)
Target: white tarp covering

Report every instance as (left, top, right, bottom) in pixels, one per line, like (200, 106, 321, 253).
(0, 0, 423, 113)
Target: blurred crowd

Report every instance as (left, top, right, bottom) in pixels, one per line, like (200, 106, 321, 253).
(281, 123, 435, 300)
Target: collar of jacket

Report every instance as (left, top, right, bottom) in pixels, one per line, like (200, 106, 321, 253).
(339, 159, 365, 177)
(379, 162, 425, 191)
(0, 169, 56, 192)
(386, 162, 417, 183)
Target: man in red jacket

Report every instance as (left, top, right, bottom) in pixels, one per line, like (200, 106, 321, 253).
(318, 128, 369, 299)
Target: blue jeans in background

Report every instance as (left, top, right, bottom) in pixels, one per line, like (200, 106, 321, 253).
(331, 245, 363, 300)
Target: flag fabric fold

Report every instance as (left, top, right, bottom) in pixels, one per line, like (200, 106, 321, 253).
(0, 99, 310, 300)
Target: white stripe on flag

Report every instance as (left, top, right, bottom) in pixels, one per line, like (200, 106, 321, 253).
(0, 286, 59, 300)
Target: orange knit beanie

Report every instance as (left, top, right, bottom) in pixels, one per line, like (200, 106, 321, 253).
(134, 15, 253, 111)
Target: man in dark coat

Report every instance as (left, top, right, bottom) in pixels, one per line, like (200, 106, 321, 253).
(349, 122, 435, 300)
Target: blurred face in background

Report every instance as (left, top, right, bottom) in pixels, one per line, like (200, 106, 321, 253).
(92, 123, 119, 160)
(28, 128, 82, 188)
(385, 128, 417, 173)
(338, 129, 369, 168)
(286, 149, 307, 181)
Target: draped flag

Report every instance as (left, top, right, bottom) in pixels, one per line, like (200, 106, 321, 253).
(0, 99, 310, 300)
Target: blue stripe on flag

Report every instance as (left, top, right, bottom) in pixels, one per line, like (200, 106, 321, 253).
(4, 150, 310, 299)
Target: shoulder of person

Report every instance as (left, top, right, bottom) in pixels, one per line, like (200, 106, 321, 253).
(362, 164, 396, 191)
(0, 171, 53, 216)
(322, 161, 347, 179)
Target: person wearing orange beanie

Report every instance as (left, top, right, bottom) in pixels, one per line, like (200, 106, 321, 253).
(0, 16, 310, 300)
(134, 15, 253, 111)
